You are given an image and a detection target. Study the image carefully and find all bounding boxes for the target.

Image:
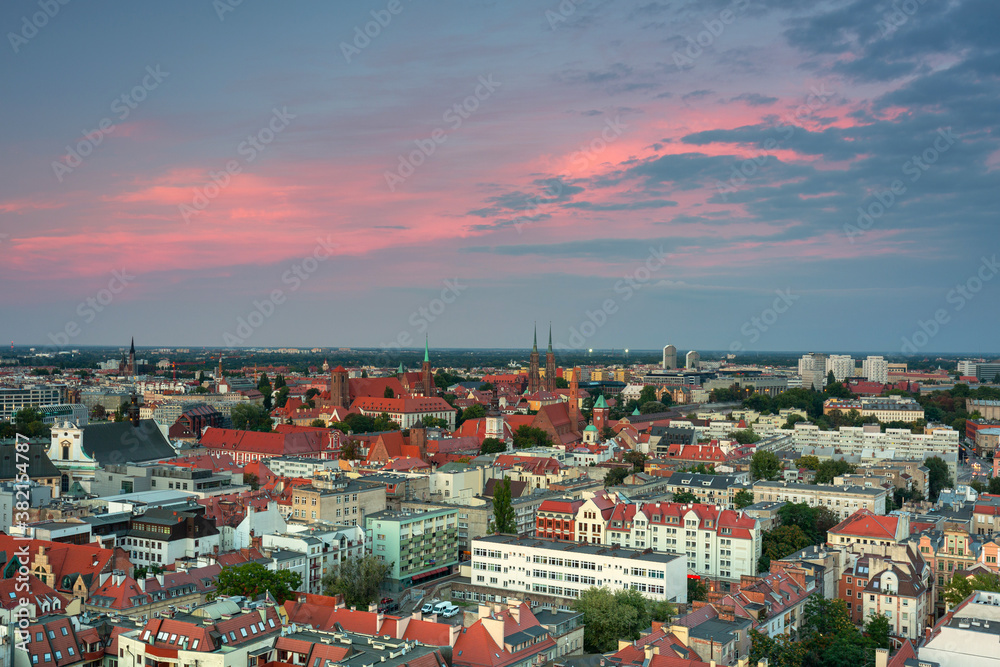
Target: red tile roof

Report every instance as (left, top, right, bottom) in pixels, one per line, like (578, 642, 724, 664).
(200, 427, 326, 456)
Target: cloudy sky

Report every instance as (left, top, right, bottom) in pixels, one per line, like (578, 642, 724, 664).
(1, 0, 998, 354)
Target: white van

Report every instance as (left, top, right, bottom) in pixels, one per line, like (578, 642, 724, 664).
(421, 599, 439, 614)
(432, 601, 451, 615)
(442, 603, 460, 618)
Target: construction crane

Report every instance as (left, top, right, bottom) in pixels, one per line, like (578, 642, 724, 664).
(171, 357, 218, 381)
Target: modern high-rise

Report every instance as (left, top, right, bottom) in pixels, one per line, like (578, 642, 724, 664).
(685, 350, 700, 369)
(863, 355, 889, 383)
(798, 353, 827, 390)
(662, 345, 677, 370)
(957, 360, 979, 377)
(825, 355, 855, 382)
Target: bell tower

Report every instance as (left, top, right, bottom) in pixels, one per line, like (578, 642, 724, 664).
(545, 323, 557, 392)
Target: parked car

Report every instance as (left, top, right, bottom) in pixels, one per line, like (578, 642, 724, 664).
(420, 599, 440, 614)
(442, 604, 461, 618)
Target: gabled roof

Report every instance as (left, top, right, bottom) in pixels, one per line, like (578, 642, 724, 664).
(79, 420, 176, 464)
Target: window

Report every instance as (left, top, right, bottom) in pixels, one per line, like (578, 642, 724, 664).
(60, 628, 68, 636)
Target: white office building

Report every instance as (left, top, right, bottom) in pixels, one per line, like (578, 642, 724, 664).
(863, 356, 889, 383)
(825, 355, 855, 382)
(471, 534, 686, 604)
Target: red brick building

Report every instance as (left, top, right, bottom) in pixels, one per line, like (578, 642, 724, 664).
(535, 498, 584, 540)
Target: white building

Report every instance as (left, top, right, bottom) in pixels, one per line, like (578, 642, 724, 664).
(753, 481, 888, 519)
(792, 423, 959, 475)
(798, 353, 827, 390)
(471, 534, 686, 604)
(826, 355, 855, 382)
(662, 345, 677, 370)
(957, 360, 979, 377)
(863, 356, 889, 383)
(685, 351, 700, 370)
(919, 590, 1000, 667)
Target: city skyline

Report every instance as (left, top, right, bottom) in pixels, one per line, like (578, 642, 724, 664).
(2, 1, 998, 352)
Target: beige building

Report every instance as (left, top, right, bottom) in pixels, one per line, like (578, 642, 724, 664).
(753, 481, 887, 519)
(291, 478, 386, 526)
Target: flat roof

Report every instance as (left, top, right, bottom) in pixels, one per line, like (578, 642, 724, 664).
(473, 533, 682, 564)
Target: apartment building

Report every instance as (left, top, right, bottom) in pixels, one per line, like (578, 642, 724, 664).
(838, 544, 930, 640)
(826, 355, 855, 382)
(753, 481, 887, 519)
(792, 423, 958, 472)
(123, 506, 221, 567)
(290, 478, 386, 526)
(823, 396, 925, 422)
(920, 590, 1000, 667)
(366, 507, 460, 591)
(863, 356, 889, 383)
(604, 501, 761, 581)
(909, 528, 1000, 617)
(653, 472, 747, 508)
(469, 534, 687, 605)
(827, 509, 914, 548)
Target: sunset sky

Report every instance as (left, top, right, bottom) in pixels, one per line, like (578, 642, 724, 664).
(1, 0, 998, 353)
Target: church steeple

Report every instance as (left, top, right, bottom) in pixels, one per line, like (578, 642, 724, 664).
(421, 335, 433, 397)
(532, 323, 538, 353)
(528, 323, 541, 394)
(545, 322, 557, 392)
(424, 334, 430, 363)
(548, 323, 552, 353)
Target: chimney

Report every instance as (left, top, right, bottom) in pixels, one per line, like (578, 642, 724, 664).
(509, 604, 521, 625)
(137, 578, 146, 592)
(481, 616, 505, 648)
(874, 649, 888, 667)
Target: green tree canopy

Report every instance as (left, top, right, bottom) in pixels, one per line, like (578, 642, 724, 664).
(512, 425, 553, 448)
(942, 571, 1000, 607)
(480, 437, 507, 455)
(492, 477, 517, 534)
(733, 489, 755, 509)
(230, 403, 273, 432)
(573, 587, 656, 653)
(751, 450, 782, 480)
(461, 404, 486, 422)
(623, 450, 647, 472)
(322, 554, 392, 609)
(604, 467, 629, 487)
(639, 401, 668, 414)
(813, 459, 856, 484)
(727, 428, 762, 444)
(211, 562, 301, 603)
(925, 456, 953, 502)
(672, 490, 698, 504)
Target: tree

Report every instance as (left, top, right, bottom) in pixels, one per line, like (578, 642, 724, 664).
(230, 403, 273, 432)
(492, 478, 517, 534)
(638, 385, 658, 405)
(420, 416, 448, 428)
(925, 456, 953, 502)
(989, 476, 1000, 496)
(864, 613, 892, 651)
(750, 450, 781, 481)
(726, 428, 761, 444)
(478, 382, 495, 391)
(461, 404, 486, 422)
(648, 599, 676, 623)
(604, 467, 629, 487)
(383, 386, 395, 398)
(243, 472, 260, 490)
(623, 450, 646, 472)
(309, 419, 327, 428)
(555, 377, 569, 389)
(687, 577, 708, 602)
(795, 455, 820, 470)
(749, 630, 805, 667)
(322, 554, 392, 609)
(639, 401, 668, 414)
(814, 459, 856, 484)
(212, 562, 301, 603)
(673, 490, 698, 504)
(734, 489, 754, 509)
(13, 407, 47, 437)
(339, 439, 359, 460)
(761, 525, 812, 562)
(601, 425, 616, 441)
(942, 571, 1000, 607)
(573, 587, 651, 653)
(480, 438, 507, 455)
(781, 414, 806, 429)
(258, 373, 273, 411)
(372, 413, 401, 431)
(273, 374, 286, 390)
(512, 425, 553, 448)
(193, 385, 209, 394)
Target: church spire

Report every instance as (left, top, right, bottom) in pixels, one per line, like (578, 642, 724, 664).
(424, 334, 430, 363)
(129, 337, 135, 354)
(548, 322, 552, 353)
(533, 322, 538, 352)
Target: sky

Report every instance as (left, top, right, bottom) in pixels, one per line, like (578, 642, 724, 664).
(1, 0, 998, 355)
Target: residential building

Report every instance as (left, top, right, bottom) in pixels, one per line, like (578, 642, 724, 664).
(351, 396, 458, 429)
(468, 533, 687, 604)
(122, 505, 221, 567)
(792, 423, 959, 476)
(823, 396, 925, 422)
(837, 543, 930, 639)
(911, 528, 1000, 618)
(532, 608, 584, 659)
(863, 356, 889, 383)
(798, 353, 828, 391)
(199, 426, 333, 463)
(753, 481, 888, 519)
(718, 563, 818, 639)
(290, 478, 386, 526)
(453, 601, 559, 667)
(826, 355, 855, 382)
(366, 507, 460, 591)
(0, 443, 61, 499)
(535, 498, 584, 541)
(827, 509, 914, 548)
(0, 480, 52, 533)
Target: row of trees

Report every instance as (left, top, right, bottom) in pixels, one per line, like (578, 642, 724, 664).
(573, 587, 675, 653)
(0, 406, 48, 438)
(759, 502, 839, 572)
